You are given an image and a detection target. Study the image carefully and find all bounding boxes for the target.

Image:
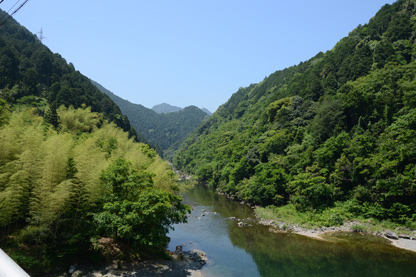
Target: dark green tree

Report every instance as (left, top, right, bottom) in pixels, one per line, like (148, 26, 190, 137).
(92, 159, 190, 252)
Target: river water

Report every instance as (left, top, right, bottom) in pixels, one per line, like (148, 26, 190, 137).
(168, 184, 416, 276)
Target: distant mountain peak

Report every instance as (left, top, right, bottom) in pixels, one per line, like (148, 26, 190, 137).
(152, 103, 212, 115)
(152, 103, 182, 114)
(201, 108, 212, 116)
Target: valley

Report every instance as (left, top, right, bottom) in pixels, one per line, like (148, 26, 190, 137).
(1, 0, 416, 276)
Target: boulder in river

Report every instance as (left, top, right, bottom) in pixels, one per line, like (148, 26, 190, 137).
(385, 230, 398, 240)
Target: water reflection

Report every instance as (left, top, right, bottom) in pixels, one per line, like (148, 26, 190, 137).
(169, 184, 416, 276)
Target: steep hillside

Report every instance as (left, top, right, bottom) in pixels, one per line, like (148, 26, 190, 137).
(174, 0, 416, 225)
(0, 12, 189, 274)
(0, 10, 137, 139)
(92, 80, 210, 157)
(0, 105, 188, 274)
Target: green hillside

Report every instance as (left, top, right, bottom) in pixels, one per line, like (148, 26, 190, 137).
(174, 0, 416, 226)
(0, 10, 137, 139)
(0, 9, 189, 274)
(92, 80, 210, 157)
(0, 105, 188, 274)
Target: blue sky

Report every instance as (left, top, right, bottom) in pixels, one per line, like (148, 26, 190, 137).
(3, 0, 395, 112)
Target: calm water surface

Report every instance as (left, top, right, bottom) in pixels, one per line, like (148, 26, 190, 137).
(168, 184, 416, 276)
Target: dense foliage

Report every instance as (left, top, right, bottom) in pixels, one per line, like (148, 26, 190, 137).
(92, 80, 210, 157)
(0, 10, 137, 138)
(175, 0, 416, 225)
(0, 12, 189, 274)
(0, 105, 188, 273)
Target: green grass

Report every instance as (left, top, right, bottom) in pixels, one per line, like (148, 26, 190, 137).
(255, 203, 352, 228)
(255, 203, 416, 234)
(351, 225, 367, 232)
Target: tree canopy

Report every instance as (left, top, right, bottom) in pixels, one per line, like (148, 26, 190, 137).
(0, 105, 188, 274)
(174, 0, 416, 226)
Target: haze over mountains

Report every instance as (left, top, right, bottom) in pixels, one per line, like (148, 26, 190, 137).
(152, 103, 212, 116)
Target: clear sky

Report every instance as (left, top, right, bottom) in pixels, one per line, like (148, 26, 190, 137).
(2, 0, 396, 113)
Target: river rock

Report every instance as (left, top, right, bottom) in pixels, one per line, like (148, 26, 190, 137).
(71, 270, 84, 277)
(230, 217, 237, 221)
(69, 265, 77, 274)
(399, 234, 411, 239)
(238, 222, 248, 227)
(385, 230, 398, 240)
(258, 219, 274, 226)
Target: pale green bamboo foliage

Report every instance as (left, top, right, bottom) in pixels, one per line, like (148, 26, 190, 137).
(0, 105, 179, 246)
(0, 109, 44, 226)
(72, 136, 109, 201)
(91, 121, 178, 193)
(29, 132, 73, 227)
(147, 156, 179, 193)
(58, 105, 103, 134)
(0, 108, 34, 166)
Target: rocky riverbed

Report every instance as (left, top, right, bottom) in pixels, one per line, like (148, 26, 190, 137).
(219, 190, 416, 254)
(59, 247, 207, 277)
(255, 217, 416, 253)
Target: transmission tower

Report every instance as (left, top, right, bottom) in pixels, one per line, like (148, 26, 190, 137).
(37, 28, 46, 42)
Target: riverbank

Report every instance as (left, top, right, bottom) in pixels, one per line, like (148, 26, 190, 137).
(256, 217, 416, 253)
(58, 247, 207, 277)
(218, 188, 416, 253)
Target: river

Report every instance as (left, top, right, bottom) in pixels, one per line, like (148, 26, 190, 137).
(168, 184, 416, 276)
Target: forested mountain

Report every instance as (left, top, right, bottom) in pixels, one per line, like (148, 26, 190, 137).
(0, 10, 138, 140)
(202, 108, 213, 116)
(152, 103, 212, 115)
(174, 0, 416, 226)
(0, 10, 189, 274)
(152, 102, 182, 114)
(92, 80, 210, 157)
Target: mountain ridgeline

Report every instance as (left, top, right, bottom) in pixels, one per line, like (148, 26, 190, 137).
(92, 80, 210, 158)
(174, 0, 416, 225)
(0, 10, 138, 140)
(151, 103, 213, 116)
(152, 103, 182, 114)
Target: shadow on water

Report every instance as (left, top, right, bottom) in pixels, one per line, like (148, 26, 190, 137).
(169, 184, 416, 276)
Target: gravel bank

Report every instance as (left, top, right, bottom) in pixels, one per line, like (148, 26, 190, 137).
(60, 248, 207, 277)
(256, 218, 416, 253)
